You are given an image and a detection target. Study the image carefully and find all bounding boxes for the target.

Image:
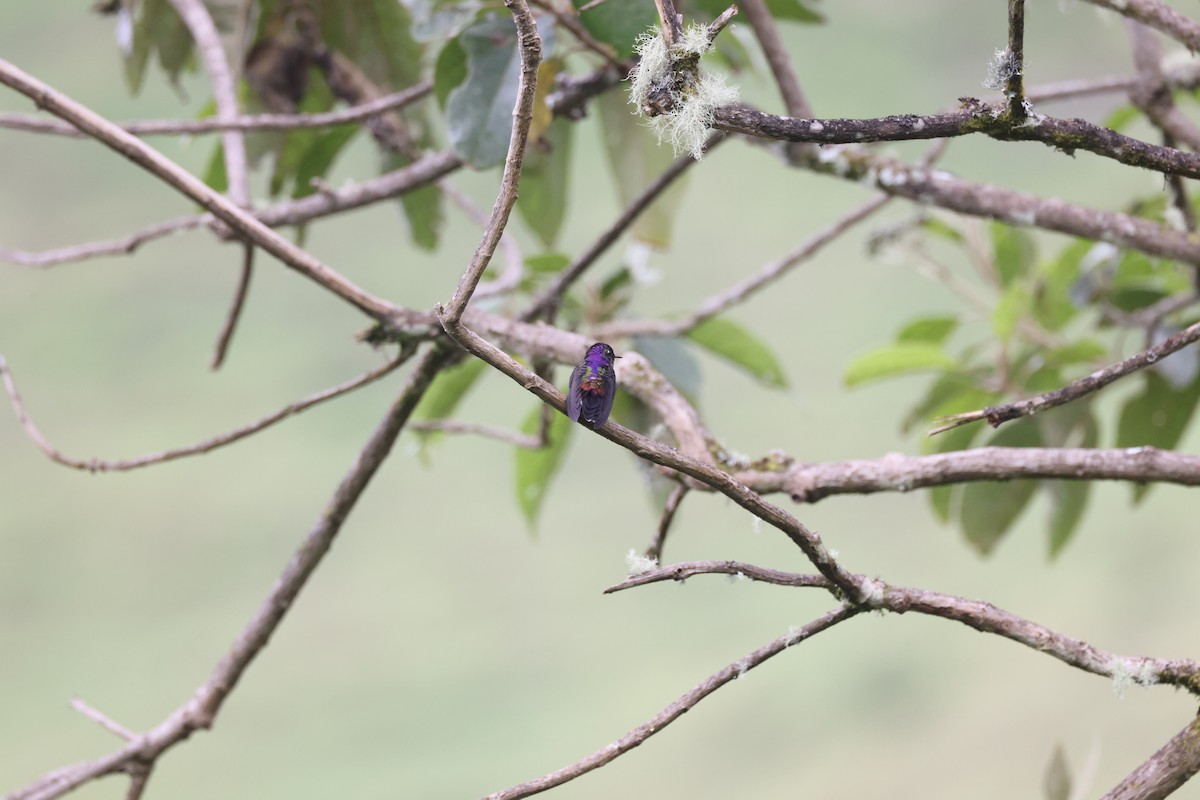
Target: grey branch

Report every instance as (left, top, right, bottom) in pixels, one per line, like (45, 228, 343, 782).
(604, 560, 1200, 696)
(1101, 714, 1200, 800)
(0, 352, 408, 473)
(933, 319, 1200, 433)
(733, 446, 1200, 502)
(484, 605, 859, 799)
(2, 346, 452, 800)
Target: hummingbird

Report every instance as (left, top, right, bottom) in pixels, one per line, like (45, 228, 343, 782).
(567, 342, 618, 429)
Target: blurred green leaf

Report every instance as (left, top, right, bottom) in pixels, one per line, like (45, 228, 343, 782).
(1044, 339, 1106, 367)
(315, 0, 423, 91)
(635, 335, 703, 401)
(1117, 370, 1200, 502)
(991, 282, 1031, 343)
(121, 0, 194, 94)
(515, 406, 573, 531)
(517, 118, 573, 248)
(1034, 240, 1088, 330)
(445, 15, 553, 168)
(526, 253, 570, 273)
(202, 141, 228, 193)
(597, 90, 689, 249)
(687, 316, 788, 388)
(576, 0, 656, 58)
(959, 422, 1043, 555)
(415, 358, 487, 421)
(844, 343, 956, 387)
(434, 35, 468, 108)
(1046, 414, 1097, 559)
(293, 124, 359, 199)
(991, 221, 1036, 287)
(1105, 104, 1141, 132)
(381, 149, 444, 251)
(897, 315, 958, 345)
(920, 216, 965, 244)
(929, 484, 955, 523)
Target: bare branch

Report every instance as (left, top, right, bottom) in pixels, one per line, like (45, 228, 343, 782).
(69, 699, 134, 742)
(1004, 0, 1027, 120)
(644, 483, 687, 562)
(0, 84, 432, 137)
(0, 57, 399, 322)
(738, 0, 812, 119)
(210, 244, 254, 370)
(1078, 0, 1200, 52)
(603, 561, 1200, 695)
(521, 134, 724, 323)
(168, 0, 250, 207)
(3, 346, 453, 800)
(441, 0, 542, 327)
(732, 446, 1200, 502)
(0, 351, 409, 473)
(652, 0, 684, 47)
(1101, 714, 1200, 800)
(598, 193, 890, 338)
(713, 102, 1200, 181)
(408, 419, 542, 449)
(0, 150, 462, 270)
(484, 605, 859, 799)
(932, 319, 1200, 433)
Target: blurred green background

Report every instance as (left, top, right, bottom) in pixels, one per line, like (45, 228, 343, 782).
(2, 2, 1199, 798)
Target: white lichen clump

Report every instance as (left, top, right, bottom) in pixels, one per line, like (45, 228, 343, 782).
(625, 548, 658, 576)
(628, 25, 740, 160)
(982, 48, 1021, 91)
(1109, 658, 1157, 698)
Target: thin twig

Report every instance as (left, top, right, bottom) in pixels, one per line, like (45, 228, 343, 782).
(738, 0, 813, 119)
(0, 85, 434, 138)
(603, 560, 1200, 695)
(931, 320, 1200, 434)
(409, 419, 542, 448)
(0, 351, 408, 472)
(598, 193, 890, 339)
(521, 134, 724, 323)
(644, 483, 687, 562)
(652, 0, 684, 47)
(210, 244, 254, 370)
(3, 346, 452, 800)
(527, 0, 621, 67)
(483, 605, 859, 799)
(1077, 0, 1200, 51)
(69, 699, 135, 741)
(440, 0, 542, 327)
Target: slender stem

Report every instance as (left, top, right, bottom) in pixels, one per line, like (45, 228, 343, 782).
(210, 244, 255, 370)
(1005, 0, 1027, 119)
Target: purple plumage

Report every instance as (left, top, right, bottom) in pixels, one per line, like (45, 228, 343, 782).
(567, 342, 618, 429)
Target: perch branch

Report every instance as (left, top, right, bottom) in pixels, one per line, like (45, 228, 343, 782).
(0, 351, 410, 473)
(483, 604, 859, 799)
(441, 0, 542, 327)
(932, 319, 1200, 433)
(1101, 714, 1200, 800)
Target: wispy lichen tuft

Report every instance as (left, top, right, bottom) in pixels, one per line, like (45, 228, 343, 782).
(982, 48, 1021, 91)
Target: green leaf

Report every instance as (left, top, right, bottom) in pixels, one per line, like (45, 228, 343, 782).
(515, 406, 574, 531)
(1044, 339, 1106, 367)
(315, 0, 423, 91)
(121, 0, 194, 94)
(575, 0, 656, 58)
(382, 150, 444, 251)
(959, 422, 1043, 555)
(517, 118, 573, 248)
(990, 221, 1036, 287)
(433, 35, 468, 108)
(292, 124, 359, 199)
(897, 315, 958, 345)
(844, 343, 957, 387)
(414, 358, 487, 421)
(763, 0, 824, 23)
(1105, 104, 1141, 132)
(1116, 371, 1200, 502)
(1034, 240, 1088, 330)
(992, 282, 1031, 343)
(920, 216, 965, 244)
(526, 253, 570, 274)
(445, 15, 554, 168)
(597, 89, 689, 249)
(687, 316, 788, 388)
(634, 335, 703, 401)
(1045, 413, 1096, 558)
(201, 141, 228, 193)
(929, 485, 955, 524)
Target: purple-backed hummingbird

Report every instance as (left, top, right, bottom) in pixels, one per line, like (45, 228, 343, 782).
(567, 342, 618, 429)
